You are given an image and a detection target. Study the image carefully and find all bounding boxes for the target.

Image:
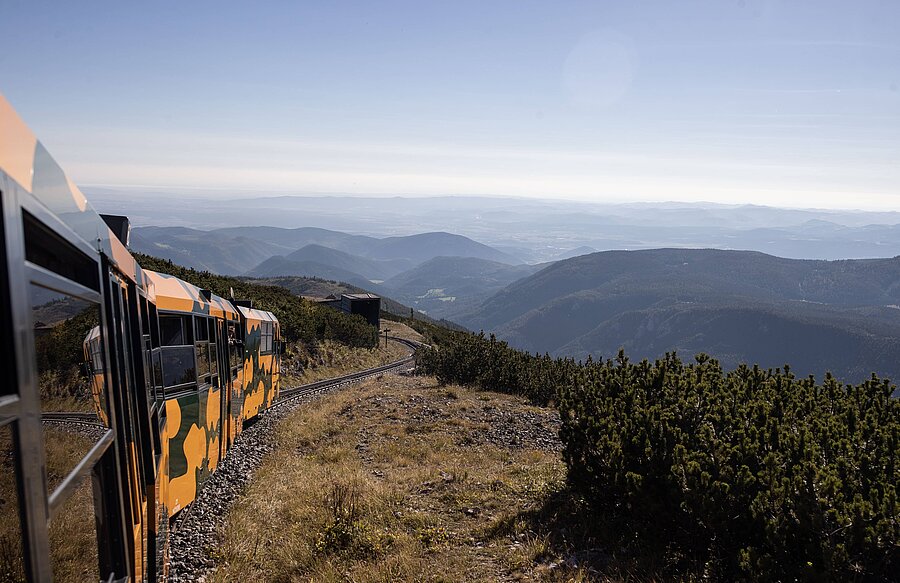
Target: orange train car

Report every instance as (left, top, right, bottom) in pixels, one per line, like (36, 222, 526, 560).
(1, 92, 281, 582)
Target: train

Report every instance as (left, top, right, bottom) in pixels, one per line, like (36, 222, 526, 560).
(0, 93, 283, 582)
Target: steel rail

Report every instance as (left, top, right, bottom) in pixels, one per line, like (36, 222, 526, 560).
(271, 335, 421, 410)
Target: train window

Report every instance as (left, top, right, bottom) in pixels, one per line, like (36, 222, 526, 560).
(30, 284, 109, 483)
(85, 329, 109, 421)
(196, 343, 210, 380)
(0, 423, 27, 581)
(139, 296, 154, 405)
(208, 319, 218, 379)
(148, 303, 161, 348)
(23, 211, 99, 292)
(152, 350, 164, 391)
(29, 283, 108, 579)
(260, 321, 273, 355)
(148, 305, 164, 405)
(160, 314, 190, 346)
(159, 314, 196, 392)
(227, 321, 241, 376)
(160, 347, 195, 389)
(194, 316, 209, 342)
(195, 316, 211, 386)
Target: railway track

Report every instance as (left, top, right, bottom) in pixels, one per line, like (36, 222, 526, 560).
(41, 411, 106, 430)
(272, 335, 421, 410)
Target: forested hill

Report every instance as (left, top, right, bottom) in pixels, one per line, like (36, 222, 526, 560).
(134, 254, 378, 349)
(460, 248, 900, 383)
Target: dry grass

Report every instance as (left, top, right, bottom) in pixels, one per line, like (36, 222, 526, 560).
(39, 368, 95, 413)
(0, 427, 99, 583)
(281, 339, 410, 387)
(211, 375, 598, 582)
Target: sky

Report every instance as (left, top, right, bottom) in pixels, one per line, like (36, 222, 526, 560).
(0, 0, 898, 209)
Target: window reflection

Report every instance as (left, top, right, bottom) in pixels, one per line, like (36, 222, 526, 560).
(159, 314, 197, 392)
(31, 284, 106, 488)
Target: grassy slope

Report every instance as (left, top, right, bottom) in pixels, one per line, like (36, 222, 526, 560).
(211, 376, 583, 583)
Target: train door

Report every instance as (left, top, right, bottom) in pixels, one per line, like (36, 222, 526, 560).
(106, 269, 149, 582)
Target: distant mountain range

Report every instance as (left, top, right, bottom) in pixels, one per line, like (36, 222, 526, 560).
(130, 227, 283, 275)
(130, 225, 533, 319)
(93, 191, 900, 263)
(130, 221, 900, 383)
(460, 249, 900, 384)
(131, 225, 520, 276)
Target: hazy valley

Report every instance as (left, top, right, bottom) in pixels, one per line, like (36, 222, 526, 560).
(114, 194, 900, 386)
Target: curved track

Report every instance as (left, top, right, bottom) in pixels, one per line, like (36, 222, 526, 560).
(41, 411, 106, 431)
(273, 336, 421, 409)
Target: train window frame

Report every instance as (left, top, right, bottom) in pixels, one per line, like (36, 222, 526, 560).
(148, 304, 163, 403)
(139, 295, 155, 406)
(26, 278, 115, 517)
(208, 317, 218, 386)
(227, 320, 242, 379)
(158, 312, 197, 394)
(22, 210, 100, 293)
(194, 315, 211, 387)
(260, 321, 273, 355)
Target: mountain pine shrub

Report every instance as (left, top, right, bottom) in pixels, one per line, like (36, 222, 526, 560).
(416, 328, 898, 580)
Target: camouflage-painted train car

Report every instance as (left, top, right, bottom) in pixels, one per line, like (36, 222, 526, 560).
(142, 270, 280, 515)
(235, 305, 281, 423)
(0, 91, 281, 582)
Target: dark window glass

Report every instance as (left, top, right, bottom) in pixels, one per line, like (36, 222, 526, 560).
(161, 347, 196, 388)
(152, 349, 163, 389)
(196, 343, 210, 379)
(23, 211, 99, 292)
(209, 343, 218, 377)
(159, 316, 185, 346)
(194, 317, 208, 342)
(260, 321, 273, 355)
(149, 304, 160, 348)
(227, 322, 240, 370)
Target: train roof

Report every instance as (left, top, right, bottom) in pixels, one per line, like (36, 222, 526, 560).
(144, 270, 237, 319)
(236, 305, 279, 324)
(0, 93, 142, 285)
(85, 325, 101, 343)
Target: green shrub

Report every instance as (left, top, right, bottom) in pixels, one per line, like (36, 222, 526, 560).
(559, 352, 898, 580)
(412, 325, 899, 580)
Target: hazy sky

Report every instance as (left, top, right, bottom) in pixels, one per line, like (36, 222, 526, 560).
(1, 1, 898, 209)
